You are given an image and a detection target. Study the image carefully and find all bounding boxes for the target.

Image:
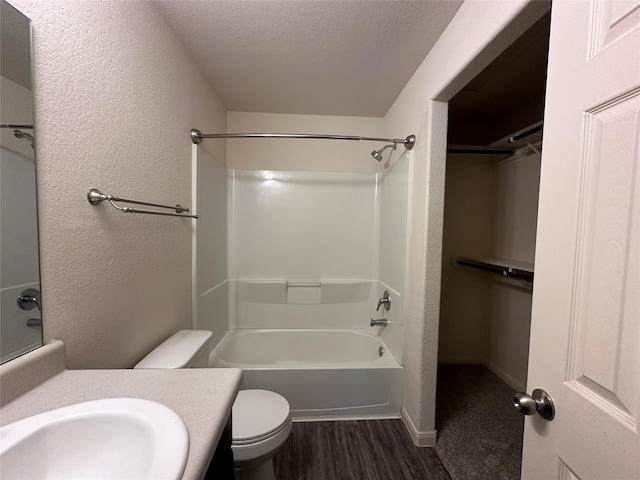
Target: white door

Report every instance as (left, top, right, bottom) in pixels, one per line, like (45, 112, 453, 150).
(522, 0, 640, 478)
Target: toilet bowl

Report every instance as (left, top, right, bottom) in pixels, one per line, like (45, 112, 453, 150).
(232, 389, 291, 480)
(134, 330, 292, 480)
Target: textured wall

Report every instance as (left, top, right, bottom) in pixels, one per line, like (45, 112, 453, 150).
(438, 155, 495, 364)
(384, 0, 549, 442)
(10, 0, 226, 368)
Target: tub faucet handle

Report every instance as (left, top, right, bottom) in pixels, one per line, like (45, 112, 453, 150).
(376, 291, 391, 311)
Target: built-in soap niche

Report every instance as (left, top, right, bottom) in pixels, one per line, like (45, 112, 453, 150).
(236, 280, 372, 305)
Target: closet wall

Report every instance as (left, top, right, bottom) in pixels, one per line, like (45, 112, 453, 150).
(490, 151, 540, 389)
(439, 149, 540, 391)
(438, 153, 495, 366)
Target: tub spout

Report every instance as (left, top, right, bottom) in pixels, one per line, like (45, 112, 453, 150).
(370, 318, 387, 327)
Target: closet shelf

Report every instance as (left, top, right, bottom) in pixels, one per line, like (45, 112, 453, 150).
(455, 256, 534, 282)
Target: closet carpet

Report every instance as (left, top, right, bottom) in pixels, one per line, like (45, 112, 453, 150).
(435, 364, 525, 480)
(273, 419, 451, 480)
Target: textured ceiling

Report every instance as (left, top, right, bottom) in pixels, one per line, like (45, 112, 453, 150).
(153, 1, 463, 117)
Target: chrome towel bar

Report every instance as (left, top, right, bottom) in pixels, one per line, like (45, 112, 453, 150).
(87, 189, 198, 219)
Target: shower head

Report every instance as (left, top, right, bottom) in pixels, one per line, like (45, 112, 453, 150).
(371, 143, 397, 162)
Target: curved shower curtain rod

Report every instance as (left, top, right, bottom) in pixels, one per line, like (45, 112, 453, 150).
(190, 129, 416, 150)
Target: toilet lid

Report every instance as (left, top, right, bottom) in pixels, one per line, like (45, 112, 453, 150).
(232, 390, 290, 443)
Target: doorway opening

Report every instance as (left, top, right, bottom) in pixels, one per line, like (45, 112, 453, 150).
(435, 11, 551, 480)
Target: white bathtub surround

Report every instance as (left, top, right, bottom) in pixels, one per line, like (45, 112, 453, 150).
(210, 329, 403, 420)
(371, 281, 403, 330)
(230, 279, 377, 330)
(234, 279, 372, 305)
(227, 168, 382, 331)
(193, 146, 229, 348)
(229, 170, 377, 280)
(376, 153, 411, 362)
(194, 114, 412, 421)
(225, 166, 409, 341)
(196, 280, 230, 342)
(0, 282, 41, 364)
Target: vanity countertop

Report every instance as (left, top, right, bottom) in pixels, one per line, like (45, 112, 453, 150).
(0, 340, 243, 480)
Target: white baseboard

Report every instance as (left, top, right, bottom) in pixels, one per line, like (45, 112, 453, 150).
(401, 408, 437, 447)
(438, 356, 485, 364)
(483, 359, 526, 392)
(292, 413, 402, 422)
(438, 358, 526, 392)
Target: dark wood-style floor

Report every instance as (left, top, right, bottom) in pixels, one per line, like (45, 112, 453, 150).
(273, 419, 451, 480)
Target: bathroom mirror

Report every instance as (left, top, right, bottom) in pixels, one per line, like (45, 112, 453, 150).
(0, 0, 42, 363)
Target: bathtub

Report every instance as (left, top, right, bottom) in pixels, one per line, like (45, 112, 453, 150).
(209, 329, 404, 419)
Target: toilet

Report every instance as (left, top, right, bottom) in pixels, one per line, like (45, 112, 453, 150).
(134, 330, 291, 480)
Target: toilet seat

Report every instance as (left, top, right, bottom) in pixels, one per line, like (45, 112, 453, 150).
(232, 390, 290, 444)
(232, 418, 290, 446)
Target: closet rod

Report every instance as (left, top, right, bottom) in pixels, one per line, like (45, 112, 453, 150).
(456, 257, 534, 282)
(447, 148, 516, 155)
(190, 129, 416, 150)
(508, 124, 543, 143)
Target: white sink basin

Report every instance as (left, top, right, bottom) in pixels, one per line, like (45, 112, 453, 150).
(0, 398, 189, 480)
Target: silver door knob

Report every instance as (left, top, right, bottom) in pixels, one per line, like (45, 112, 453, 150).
(513, 388, 555, 421)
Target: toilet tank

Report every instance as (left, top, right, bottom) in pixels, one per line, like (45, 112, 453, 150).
(134, 330, 213, 369)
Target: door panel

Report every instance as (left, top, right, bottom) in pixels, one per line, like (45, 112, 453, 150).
(522, 0, 640, 478)
(572, 92, 639, 428)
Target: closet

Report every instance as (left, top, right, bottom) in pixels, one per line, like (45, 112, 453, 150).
(434, 12, 551, 480)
